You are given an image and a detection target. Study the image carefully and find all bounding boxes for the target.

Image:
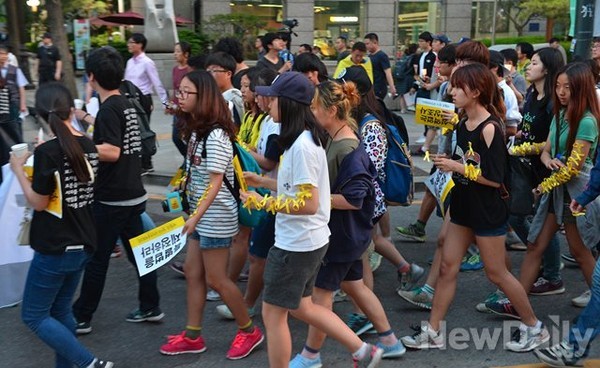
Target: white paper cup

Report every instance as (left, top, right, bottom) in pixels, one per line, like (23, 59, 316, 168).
(74, 99, 84, 110)
(11, 143, 28, 157)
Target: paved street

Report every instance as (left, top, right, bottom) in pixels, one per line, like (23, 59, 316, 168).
(1, 92, 598, 367)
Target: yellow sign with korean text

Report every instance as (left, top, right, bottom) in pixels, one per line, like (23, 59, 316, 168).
(129, 216, 187, 276)
(415, 98, 456, 130)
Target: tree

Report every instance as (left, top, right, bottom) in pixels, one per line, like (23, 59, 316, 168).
(45, 0, 78, 97)
(498, 0, 569, 37)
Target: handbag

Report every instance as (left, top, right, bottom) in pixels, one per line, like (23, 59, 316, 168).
(508, 155, 535, 215)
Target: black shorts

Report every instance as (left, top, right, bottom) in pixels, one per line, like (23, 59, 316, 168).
(315, 259, 364, 291)
(263, 245, 328, 310)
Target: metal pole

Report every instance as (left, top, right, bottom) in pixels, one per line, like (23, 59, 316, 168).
(572, 0, 595, 59)
(491, 0, 498, 45)
(393, 0, 399, 60)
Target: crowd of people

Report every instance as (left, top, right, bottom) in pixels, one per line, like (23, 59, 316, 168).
(4, 27, 600, 368)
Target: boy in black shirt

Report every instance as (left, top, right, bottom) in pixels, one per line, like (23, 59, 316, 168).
(73, 47, 162, 334)
(37, 32, 62, 84)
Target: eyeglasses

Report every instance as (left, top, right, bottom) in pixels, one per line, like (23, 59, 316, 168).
(175, 89, 198, 99)
(206, 69, 229, 74)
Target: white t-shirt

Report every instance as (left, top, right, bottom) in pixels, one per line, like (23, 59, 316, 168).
(498, 79, 522, 128)
(222, 88, 244, 125)
(256, 115, 281, 180)
(275, 130, 330, 252)
(186, 129, 239, 238)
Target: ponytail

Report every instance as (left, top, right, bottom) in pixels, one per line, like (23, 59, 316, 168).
(35, 83, 91, 183)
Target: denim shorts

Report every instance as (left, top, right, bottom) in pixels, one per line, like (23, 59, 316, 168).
(189, 231, 232, 249)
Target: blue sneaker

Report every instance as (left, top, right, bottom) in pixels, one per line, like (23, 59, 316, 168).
(346, 313, 374, 336)
(376, 341, 406, 358)
(289, 354, 323, 368)
(460, 253, 483, 272)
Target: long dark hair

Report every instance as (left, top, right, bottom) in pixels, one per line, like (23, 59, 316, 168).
(553, 62, 600, 153)
(177, 70, 236, 142)
(35, 83, 91, 182)
(353, 89, 386, 126)
(451, 63, 506, 123)
(532, 47, 565, 100)
(277, 97, 327, 151)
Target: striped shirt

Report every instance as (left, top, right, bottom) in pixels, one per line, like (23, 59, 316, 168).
(186, 128, 238, 238)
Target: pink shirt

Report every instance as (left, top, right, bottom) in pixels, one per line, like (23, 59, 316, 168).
(124, 52, 168, 103)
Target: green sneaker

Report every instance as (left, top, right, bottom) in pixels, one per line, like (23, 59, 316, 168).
(346, 313, 375, 336)
(475, 290, 505, 313)
(396, 223, 426, 243)
(397, 286, 433, 310)
(460, 253, 483, 272)
(369, 250, 383, 272)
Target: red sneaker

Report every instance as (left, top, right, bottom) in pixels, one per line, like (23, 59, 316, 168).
(226, 327, 264, 360)
(160, 331, 207, 355)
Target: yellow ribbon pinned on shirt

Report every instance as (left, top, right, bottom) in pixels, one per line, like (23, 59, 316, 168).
(424, 150, 431, 162)
(467, 142, 475, 156)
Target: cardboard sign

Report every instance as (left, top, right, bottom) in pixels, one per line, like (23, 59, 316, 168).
(415, 98, 456, 130)
(129, 217, 187, 276)
(425, 169, 455, 217)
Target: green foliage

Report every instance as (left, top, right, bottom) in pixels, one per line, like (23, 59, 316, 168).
(479, 35, 547, 46)
(62, 0, 110, 19)
(178, 30, 210, 56)
(522, 0, 569, 22)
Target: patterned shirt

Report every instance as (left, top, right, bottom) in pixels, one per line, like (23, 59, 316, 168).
(360, 118, 388, 218)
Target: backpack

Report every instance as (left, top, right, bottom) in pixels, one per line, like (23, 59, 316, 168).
(202, 130, 269, 227)
(120, 80, 157, 156)
(393, 55, 414, 82)
(360, 113, 414, 206)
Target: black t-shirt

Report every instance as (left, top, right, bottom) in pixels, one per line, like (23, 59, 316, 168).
(256, 56, 283, 73)
(31, 136, 98, 254)
(519, 88, 552, 182)
(93, 94, 146, 201)
(450, 116, 509, 230)
(37, 45, 61, 72)
(369, 50, 391, 93)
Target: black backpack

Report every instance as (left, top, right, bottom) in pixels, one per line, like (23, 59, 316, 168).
(120, 80, 157, 156)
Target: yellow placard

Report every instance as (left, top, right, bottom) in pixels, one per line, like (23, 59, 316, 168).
(129, 216, 185, 248)
(45, 171, 63, 219)
(233, 155, 248, 192)
(415, 98, 456, 130)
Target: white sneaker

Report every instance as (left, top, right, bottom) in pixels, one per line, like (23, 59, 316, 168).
(216, 304, 256, 320)
(572, 290, 591, 308)
(206, 289, 221, 301)
(415, 136, 426, 144)
(400, 325, 444, 349)
(505, 323, 550, 352)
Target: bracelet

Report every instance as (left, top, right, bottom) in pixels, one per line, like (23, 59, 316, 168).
(243, 184, 313, 214)
(464, 163, 481, 181)
(538, 143, 584, 193)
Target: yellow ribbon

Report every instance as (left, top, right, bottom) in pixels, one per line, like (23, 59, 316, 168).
(424, 150, 431, 162)
(242, 184, 313, 214)
(191, 184, 213, 216)
(467, 142, 475, 156)
(464, 163, 481, 181)
(539, 143, 584, 193)
(509, 142, 545, 156)
(572, 211, 586, 217)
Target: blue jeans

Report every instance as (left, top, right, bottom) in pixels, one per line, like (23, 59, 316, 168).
(73, 201, 160, 323)
(21, 250, 95, 368)
(509, 214, 561, 282)
(569, 259, 600, 358)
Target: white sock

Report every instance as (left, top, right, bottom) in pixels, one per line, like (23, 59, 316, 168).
(352, 342, 369, 360)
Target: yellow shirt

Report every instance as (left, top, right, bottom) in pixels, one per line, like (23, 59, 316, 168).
(333, 55, 374, 82)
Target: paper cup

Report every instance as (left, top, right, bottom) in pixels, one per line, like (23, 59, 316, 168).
(74, 99, 84, 110)
(11, 143, 28, 157)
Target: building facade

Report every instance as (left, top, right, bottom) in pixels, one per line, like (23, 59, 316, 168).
(132, 0, 550, 58)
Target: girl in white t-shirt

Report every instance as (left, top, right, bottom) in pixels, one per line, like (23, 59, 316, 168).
(242, 71, 383, 367)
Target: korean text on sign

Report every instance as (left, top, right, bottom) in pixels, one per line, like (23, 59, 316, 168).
(415, 98, 456, 130)
(129, 217, 187, 276)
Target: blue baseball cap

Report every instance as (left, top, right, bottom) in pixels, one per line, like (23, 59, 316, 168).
(255, 71, 314, 105)
(433, 34, 451, 44)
